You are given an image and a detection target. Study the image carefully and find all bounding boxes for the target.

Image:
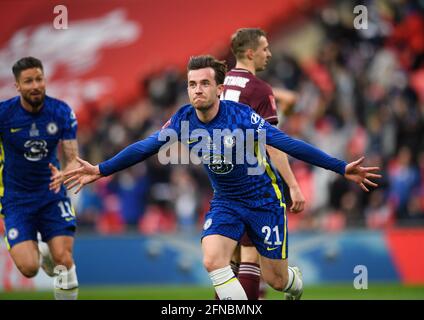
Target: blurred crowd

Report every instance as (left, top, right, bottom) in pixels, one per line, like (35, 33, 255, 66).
(72, 0, 424, 234)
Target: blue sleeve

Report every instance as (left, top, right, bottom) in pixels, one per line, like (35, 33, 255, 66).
(61, 105, 78, 140)
(249, 113, 347, 175)
(99, 131, 164, 176)
(98, 114, 181, 176)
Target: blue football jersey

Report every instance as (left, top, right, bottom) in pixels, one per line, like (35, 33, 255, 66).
(99, 100, 346, 208)
(0, 95, 77, 207)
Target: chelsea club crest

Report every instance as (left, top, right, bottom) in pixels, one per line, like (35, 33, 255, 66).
(223, 135, 235, 148)
(47, 122, 58, 135)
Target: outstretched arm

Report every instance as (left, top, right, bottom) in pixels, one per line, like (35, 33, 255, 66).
(263, 123, 381, 191)
(63, 129, 174, 194)
(264, 124, 347, 175)
(344, 157, 381, 192)
(99, 130, 167, 176)
(64, 157, 102, 194)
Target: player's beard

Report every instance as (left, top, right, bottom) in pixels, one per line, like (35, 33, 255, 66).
(23, 90, 46, 110)
(193, 102, 212, 111)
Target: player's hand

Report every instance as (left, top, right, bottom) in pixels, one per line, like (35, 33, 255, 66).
(63, 157, 102, 194)
(289, 184, 305, 213)
(344, 157, 381, 192)
(49, 163, 63, 194)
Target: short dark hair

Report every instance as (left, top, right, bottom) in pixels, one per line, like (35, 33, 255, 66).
(12, 56, 44, 80)
(231, 28, 267, 60)
(187, 55, 227, 85)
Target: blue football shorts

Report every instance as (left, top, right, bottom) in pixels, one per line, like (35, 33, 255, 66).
(201, 200, 288, 259)
(2, 198, 76, 250)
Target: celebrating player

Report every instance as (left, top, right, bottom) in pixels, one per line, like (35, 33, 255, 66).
(63, 55, 381, 300)
(0, 57, 80, 299)
(221, 28, 305, 299)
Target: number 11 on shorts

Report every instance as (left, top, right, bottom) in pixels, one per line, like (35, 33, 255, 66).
(58, 201, 75, 220)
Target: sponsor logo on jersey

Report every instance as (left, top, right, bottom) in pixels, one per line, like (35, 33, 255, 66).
(223, 75, 250, 88)
(10, 128, 22, 133)
(256, 118, 266, 133)
(251, 112, 261, 124)
(24, 139, 48, 161)
(203, 154, 234, 174)
(157, 120, 267, 175)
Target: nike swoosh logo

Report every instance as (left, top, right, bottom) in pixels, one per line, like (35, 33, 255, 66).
(267, 246, 279, 251)
(10, 128, 22, 133)
(187, 138, 199, 144)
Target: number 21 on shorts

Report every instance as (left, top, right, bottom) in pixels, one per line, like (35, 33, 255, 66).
(262, 225, 282, 245)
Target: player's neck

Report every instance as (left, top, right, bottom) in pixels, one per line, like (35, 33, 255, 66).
(235, 61, 256, 75)
(195, 100, 220, 123)
(20, 97, 43, 113)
